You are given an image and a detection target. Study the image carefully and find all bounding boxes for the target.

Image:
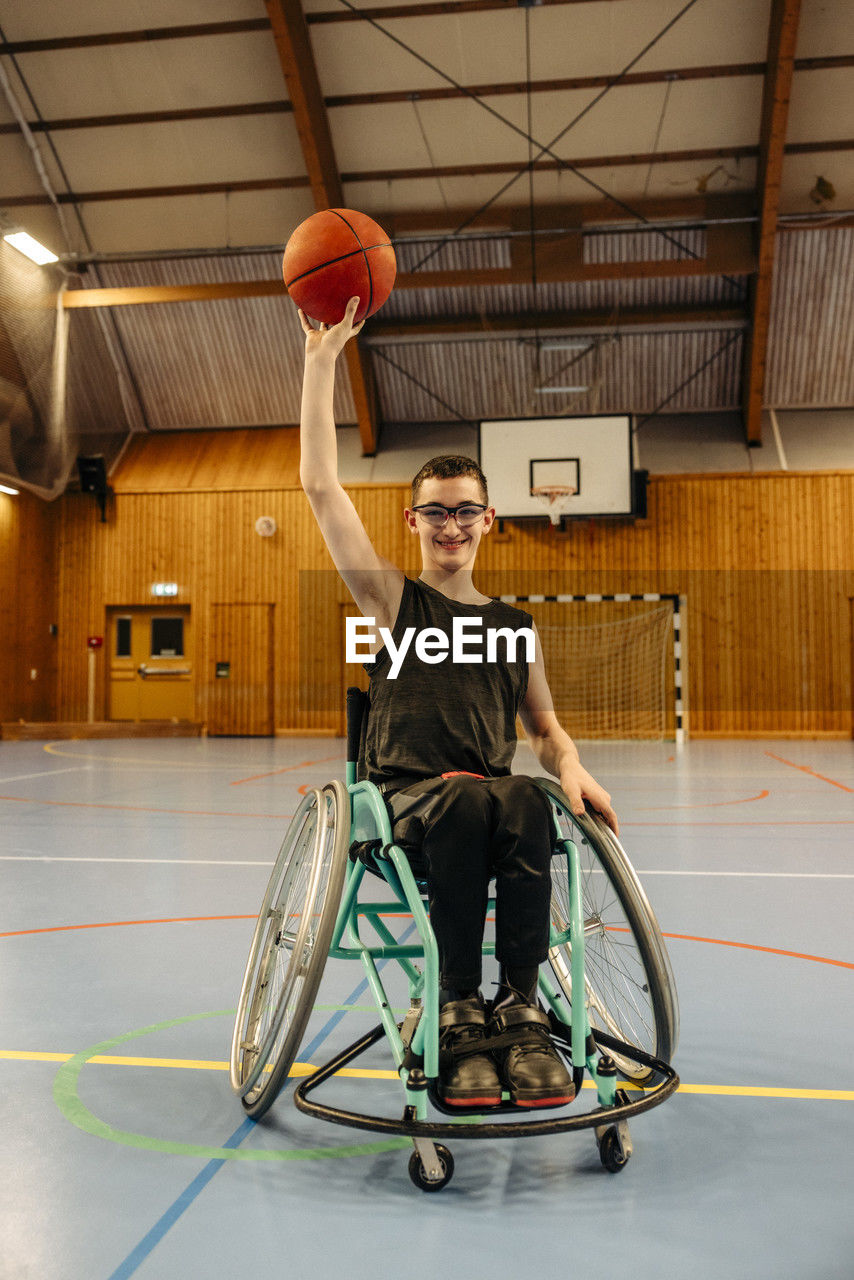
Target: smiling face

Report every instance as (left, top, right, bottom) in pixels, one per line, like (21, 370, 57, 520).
(404, 475, 495, 573)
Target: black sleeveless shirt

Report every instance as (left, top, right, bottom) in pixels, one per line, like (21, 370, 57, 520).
(361, 576, 534, 787)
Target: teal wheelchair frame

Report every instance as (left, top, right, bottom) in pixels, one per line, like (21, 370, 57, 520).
(230, 691, 679, 1190)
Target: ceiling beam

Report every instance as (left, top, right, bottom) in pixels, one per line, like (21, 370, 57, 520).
(742, 0, 802, 446)
(60, 222, 756, 310)
(2, 57, 850, 136)
(266, 0, 341, 208)
(0, 1, 625, 54)
(365, 303, 748, 343)
(265, 0, 377, 455)
(307, 0, 627, 20)
(381, 192, 755, 232)
(5, 138, 851, 211)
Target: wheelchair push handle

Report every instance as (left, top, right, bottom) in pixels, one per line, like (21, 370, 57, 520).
(346, 686, 368, 766)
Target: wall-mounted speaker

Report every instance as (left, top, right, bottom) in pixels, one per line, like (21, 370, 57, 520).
(77, 455, 111, 523)
(632, 469, 649, 520)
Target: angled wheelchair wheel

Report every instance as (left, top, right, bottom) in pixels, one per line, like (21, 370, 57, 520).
(230, 780, 350, 1119)
(538, 779, 679, 1084)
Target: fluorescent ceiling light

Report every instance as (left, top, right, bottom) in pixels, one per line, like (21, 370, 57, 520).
(541, 341, 592, 351)
(0, 483, 20, 495)
(535, 386, 589, 394)
(3, 231, 59, 265)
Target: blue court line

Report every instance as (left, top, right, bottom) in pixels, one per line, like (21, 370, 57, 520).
(107, 924, 416, 1280)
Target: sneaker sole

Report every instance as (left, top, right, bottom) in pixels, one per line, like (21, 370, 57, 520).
(441, 1094, 503, 1108)
(512, 1092, 576, 1108)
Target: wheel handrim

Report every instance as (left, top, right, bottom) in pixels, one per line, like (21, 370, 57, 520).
(544, 789, 677, 1079)
(230, 789, 327, 1097)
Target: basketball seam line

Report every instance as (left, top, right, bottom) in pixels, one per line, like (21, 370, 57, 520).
(284, 242, 391, 294)
(331, 210, 374, 318)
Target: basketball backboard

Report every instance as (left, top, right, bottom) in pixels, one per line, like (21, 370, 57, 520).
(479, 415, 634, 520)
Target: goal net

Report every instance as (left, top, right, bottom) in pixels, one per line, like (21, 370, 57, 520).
(500, 594, 684, 741)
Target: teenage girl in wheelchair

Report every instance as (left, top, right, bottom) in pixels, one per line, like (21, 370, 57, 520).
(229, 299, 678, 1189)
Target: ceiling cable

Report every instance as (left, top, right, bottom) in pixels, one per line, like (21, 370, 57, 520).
(0, 57, 74, 251)
(410, 96, 451, 214)
(336, 0, 743, 299)
(642, 76, 676, 200)
(0, 21, 150, 434)
(524, 5, 542, 411)
(334, 0, 708, 271)
(372, 347, 477, 427)
(410, 93, 516, 409)
(633, 330, 743, 433)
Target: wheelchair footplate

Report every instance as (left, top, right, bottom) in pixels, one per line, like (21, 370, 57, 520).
(293, 1012, 679, 1189)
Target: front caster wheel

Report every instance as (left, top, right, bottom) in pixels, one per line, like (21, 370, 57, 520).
(598, 1126, 630, 1173)
(408, 1144, 455, 1192)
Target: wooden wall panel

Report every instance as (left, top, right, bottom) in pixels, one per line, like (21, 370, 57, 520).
(0, 488, 57, 723)
(53, 471, 854, 738)
(111, 428, 301, 492)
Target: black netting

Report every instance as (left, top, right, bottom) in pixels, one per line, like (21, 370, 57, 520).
(0, 243, 134, 499)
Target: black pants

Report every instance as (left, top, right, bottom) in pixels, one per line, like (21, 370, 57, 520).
(384, 774, 554, 992)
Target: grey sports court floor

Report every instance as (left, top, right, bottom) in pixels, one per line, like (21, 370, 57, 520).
(2, 734, 852, 1280)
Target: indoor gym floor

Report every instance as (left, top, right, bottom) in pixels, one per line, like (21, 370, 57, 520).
(2, 735, 852, 1280)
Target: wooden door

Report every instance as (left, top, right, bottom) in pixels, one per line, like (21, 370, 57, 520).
(108, 607, 194, 721)
(208, 603, 274, 736)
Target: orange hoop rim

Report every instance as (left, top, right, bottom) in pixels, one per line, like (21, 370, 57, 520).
(530, 484, 576, 500)
(530, 484, 576, 525)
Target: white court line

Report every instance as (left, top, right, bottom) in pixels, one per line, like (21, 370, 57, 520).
(0, 856, 273, 866)
(0, 766, 89, 784)
(636, 870, 854, 879)
(0, 856, 851, 878)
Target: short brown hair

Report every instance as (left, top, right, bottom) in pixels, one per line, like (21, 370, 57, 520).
(411, 455, 488, 506)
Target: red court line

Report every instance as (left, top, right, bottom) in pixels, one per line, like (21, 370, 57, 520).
(229, 753, 342, 786)
(637, 789, 770, 810)
(765, 750, 853, 794)
(0, 794, 292, 818)
(2, 914, 851, 970)
(5, 791, 847, 824)
(0, 914, 257, 940)
(660, 929, 854, 970)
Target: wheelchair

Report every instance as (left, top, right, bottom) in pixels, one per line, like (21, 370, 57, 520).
(230, 689, 679, 1191)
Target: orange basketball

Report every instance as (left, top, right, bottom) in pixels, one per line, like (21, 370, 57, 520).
(282, 208, 396, 326)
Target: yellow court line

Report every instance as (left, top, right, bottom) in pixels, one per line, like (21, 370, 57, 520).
(0, 1050, 394, 1081)
(3, 1049, 854, 1099)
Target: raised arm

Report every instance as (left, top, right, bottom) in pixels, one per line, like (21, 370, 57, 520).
(298, 297, 403, 630)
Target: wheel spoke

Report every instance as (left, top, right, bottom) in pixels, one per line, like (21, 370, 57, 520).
(541, 780, 677, 1082)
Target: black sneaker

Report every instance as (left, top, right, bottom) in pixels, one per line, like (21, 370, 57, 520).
(491, 997, 576, 1109)
(437, 995, 503, 1108)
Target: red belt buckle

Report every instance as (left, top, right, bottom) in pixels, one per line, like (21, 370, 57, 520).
(441, 770, 486, 780)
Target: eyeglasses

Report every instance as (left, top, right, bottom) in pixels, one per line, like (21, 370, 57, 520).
(411, 503, 488, 528)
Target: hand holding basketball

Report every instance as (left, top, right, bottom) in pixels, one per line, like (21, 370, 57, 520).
(298, 296, 364, 359)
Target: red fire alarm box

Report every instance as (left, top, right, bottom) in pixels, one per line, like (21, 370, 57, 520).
(87, 636, 104, 649)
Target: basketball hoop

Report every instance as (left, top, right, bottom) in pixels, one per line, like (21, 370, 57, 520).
(530, 484, 576, 526)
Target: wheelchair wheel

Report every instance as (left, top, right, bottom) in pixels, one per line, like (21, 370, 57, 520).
(538, 779, 679, 1084)
(230, 780, 349, 1119)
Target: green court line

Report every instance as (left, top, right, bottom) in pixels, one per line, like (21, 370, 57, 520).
(47, 1009, 854, 1164)
(52, 1009, 408, 1161)
(315, 1003, 406, 1014)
